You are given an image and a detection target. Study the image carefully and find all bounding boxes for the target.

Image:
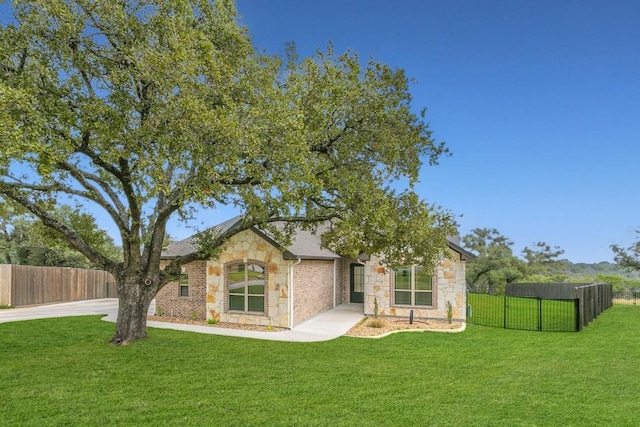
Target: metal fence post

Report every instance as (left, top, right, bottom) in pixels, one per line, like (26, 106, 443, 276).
(503, 295, 507, 329)
(574, 297, 582, 332)
(538, 297, 543, 332)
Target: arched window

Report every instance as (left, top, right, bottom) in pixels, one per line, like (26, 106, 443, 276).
(226, 262, 266, 313)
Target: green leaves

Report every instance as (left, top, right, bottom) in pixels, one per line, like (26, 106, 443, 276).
(0, 203, 120, 267)
(611, 230, 640, 271)
(463, 228, 572, 294)
(463, 228, 527, 293)
(1, 0, 455, 281)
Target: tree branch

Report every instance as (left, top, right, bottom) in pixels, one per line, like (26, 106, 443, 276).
(0, 184, 117, 271)
(57, 159, 129, 232)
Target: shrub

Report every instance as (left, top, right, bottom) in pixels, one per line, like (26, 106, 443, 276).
(368, 319, 385, 328)
(446, 301, 453, 324)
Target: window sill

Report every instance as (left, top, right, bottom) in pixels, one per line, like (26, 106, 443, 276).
(226, 310, 266, 316)
(392, 305, 435, 309)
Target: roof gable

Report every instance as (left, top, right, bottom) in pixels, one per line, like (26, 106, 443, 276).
(162, 216, 474, 261)
(162, 216, 341, 260)
(447, 240, 476, 261)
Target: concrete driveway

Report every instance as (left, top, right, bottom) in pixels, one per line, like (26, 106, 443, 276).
(0, 299, 119, 323)
(0, 299, 364, 342)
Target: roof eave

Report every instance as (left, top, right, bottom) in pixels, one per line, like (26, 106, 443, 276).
(447, 241, 476, 260)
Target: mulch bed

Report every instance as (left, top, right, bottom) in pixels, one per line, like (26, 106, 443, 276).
(345, 317, 463, 337)
(148, 315, 463, 337)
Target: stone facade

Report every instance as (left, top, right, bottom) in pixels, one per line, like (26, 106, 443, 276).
(206, 229, 291, 328)
(363, 250, 466, 322)
(156, 229, 468, 327)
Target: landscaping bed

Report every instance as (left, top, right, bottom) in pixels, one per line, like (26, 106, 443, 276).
(346, 316, 463, 337)
(148, 315, 284, 332)
(148, 314, 463, 336)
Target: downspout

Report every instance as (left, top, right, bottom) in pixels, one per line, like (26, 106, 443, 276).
(289, 257, 302, 329)
(333, 259, 337, 308)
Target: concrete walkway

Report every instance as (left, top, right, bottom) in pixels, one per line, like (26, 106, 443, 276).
(0, 299, 365, 342)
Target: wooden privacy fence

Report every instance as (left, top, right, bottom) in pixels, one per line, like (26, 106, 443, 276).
(0, 264, 117, 307)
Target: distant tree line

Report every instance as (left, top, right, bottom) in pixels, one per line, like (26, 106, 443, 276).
(463, 228, 640, 294)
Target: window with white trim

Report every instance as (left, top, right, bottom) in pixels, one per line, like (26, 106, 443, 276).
(226, 262, 266, 313)
(394, 265, 434, 306)
(179, 271, 189, 297)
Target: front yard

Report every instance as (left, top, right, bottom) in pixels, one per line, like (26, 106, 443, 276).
(1, 306, 638, 426)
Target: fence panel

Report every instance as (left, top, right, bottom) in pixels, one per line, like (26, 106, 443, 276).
(466, 293, 505, 328)
(575, 283, 612, 329)
(468, 292, 579, 332)
(0, 264, 117, 306)
(613, 291, 640, 305)
(469, 283, 613, 332)
(0, 265, 11, 306)
(507, 283, 584, 299)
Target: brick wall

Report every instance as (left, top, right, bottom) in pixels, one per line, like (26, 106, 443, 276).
(334, 260, 345, 306)
(293, 260, 337, 325)
(155, 260, 207, 320)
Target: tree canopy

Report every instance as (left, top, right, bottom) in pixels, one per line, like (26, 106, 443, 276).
(0, 0, 456, 343)
(462, 228, 567, 294)
(611, 230, 640, 271)
(462, 228, 527, 294)
(0, 202, 120, 267)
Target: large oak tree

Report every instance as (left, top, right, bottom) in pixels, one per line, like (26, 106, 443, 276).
(0, 0, 456, 344)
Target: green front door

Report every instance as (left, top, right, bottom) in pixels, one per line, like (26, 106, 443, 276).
(350, 264, 364, 303)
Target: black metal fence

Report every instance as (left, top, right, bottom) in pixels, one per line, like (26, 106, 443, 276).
(467, 292, 577, 332)
(467, 283, 613, 332)
(613, 290, 640, 305)
(574, 283, 612, 330)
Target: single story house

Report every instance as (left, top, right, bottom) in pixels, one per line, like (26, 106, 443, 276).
(158, 216, 474, 328)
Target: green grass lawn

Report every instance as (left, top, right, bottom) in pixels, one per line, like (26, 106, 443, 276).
(1, 307, 639, 426)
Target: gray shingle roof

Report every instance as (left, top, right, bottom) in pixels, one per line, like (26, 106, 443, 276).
(278, 226, 341, 260)
(162, 216, 474, 261)
(161, 216, 244, 259)
(161, 216, 341, 260)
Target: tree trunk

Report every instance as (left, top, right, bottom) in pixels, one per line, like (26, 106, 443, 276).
(110, 275, 157, 345)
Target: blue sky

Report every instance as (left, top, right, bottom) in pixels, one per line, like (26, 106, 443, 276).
(228, 0, 640, 263)
(1, 1, 638, 263)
